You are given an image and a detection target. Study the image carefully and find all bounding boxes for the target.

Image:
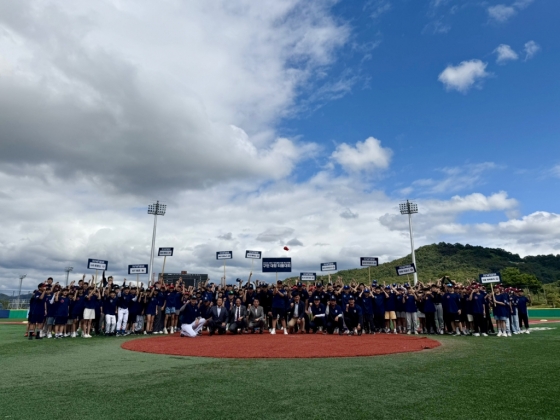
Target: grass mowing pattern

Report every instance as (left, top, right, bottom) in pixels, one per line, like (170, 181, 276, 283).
(1, 324, 559, 420)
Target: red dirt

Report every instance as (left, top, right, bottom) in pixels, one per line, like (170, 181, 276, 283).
(121, 332, 441, 359)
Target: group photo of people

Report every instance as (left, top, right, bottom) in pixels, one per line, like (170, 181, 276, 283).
(24, 274, 532, 340)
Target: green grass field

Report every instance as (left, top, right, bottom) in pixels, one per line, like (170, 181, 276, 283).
(1, 323, 559, 420)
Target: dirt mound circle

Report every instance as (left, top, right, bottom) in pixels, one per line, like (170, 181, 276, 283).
(122, 332, 440, 358)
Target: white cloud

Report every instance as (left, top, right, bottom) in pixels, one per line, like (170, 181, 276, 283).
(331, 137, 393, 172)
(438, 60, 490, 93)
(524, 40, 541, 60)
(365, 0, 392, 19)
(494, 44, 519, 64)
(488, 0, 535, 23)
(0, 0, 348, 195)
(488, 5, 517, 22)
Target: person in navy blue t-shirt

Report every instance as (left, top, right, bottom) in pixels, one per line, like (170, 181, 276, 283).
(403, 287, 419, 335)
(270, 281, 288, 335)
(468, 286, 487, 336)
(344, 296, 363, 335)
(53, 289, 71, 339)
(516, 289, 531, 333)
(28, 283, 48, 340)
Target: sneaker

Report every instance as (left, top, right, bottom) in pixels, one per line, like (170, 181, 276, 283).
(473, 333, 480, 337)
(407, 331, 411, 335)
(71, 333, 76, 338)
(334, 328, 339, 334)
(163, 328, 168, 335)
(497, 332, 502, 337)
(507, 333, 512, 337)
(283, 329, 288, 335)
(270, 329, 276, 335)
(454, 332, 461, 336)
(143, 331, 147, 335)
(482, 333, 488, 337)
(393, 330, 397, 334)
(526, 330, 531, 334)
(46, 334, 52, 339)
(414, 331, 419, 335)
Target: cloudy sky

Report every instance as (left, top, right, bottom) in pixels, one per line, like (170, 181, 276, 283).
(1, 0, 559, 291)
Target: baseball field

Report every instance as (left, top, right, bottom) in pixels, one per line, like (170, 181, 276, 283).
(1, 321, 559, 420)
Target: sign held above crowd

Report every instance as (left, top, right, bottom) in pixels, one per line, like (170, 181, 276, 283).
(320, 262, 337, 271)
(395, 263, 416, 276)
(158, 247, 174, 257)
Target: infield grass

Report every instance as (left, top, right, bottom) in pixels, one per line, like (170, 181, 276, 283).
(1, 323, 559, 420)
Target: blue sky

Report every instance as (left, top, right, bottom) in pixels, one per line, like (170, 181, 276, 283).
(0, 0, 558, 290)
(288, 0, 559, 216)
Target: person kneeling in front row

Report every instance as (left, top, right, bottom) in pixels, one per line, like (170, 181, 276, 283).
(177, 295, 207, 338)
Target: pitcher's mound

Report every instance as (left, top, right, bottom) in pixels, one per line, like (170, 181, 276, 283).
(122, 332, 440, 358)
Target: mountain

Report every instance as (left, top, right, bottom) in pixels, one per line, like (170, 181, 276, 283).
(292, 243, 560, 288)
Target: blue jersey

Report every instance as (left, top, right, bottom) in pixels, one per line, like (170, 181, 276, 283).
(384, 292, 396, 311)
(404, 294, 417, 313)
(271, 289, 287, 308)
(423, 295, 436, 313)
(182, 303, 201, 324)
(373, 293, 385, 313)
(310, 303, 326, 317)
(360, 296, 374, 315)
(103, 297, 118, 314)
(84, 294, 98, 310)
(517, 296, 529, 314)
(443, 293, 460, 313)
(55, 296, 70, 317)
(30, 292, 45, 315)
(470, 293, 485, 314)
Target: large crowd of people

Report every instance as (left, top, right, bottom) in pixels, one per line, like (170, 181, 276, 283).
(24, 274, 532, 340)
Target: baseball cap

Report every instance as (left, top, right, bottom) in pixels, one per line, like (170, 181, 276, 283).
(190, 295, 197, 300)
(313, 295, 321, 300)
(297, 282, 302, 287)
(329, 295, 337, 301)
(348, 295, 355, 300)
(343, 285, 349, 290)
(364, 288, 370, 293)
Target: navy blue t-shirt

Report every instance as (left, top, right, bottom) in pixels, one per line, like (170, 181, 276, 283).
(103, 297, 118, 315)
(55, 296, 70, 317)
(517, 296, 529, 314)
(84, 294, 98, 310)
(404, 294, 417, 313)
(271, 289, 287, 308)
(423, 295, 436, 313)
(384, 292, 396, 311)
(443, 293, 460, 313)
(470, 293, 485, 314)
(373, 293, 385, 313)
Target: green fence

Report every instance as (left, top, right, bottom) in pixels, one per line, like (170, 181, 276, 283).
(528, 308, 560, 318)
(8, 310, 27, 319)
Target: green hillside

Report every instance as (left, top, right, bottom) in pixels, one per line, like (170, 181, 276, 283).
(290, 243, 560, 288)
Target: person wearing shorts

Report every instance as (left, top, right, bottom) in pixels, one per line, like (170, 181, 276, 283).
(28, 283, 47, 340)
(53, 289, 71, 339)
(270, 281, 288, 335)
(164, 285, 177, 334)
(383, 286, 397, 333)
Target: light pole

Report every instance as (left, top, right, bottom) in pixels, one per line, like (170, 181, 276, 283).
(400, 200, 419, 285)
(64, 267, 73, 287)
(17, 274, 27, 309)
(148, 201, 166, 284)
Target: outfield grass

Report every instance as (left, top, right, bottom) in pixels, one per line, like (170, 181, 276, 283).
(1, 324, 559, 420)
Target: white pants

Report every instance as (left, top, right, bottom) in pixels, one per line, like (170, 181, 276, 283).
(180, 319, 206, 338)
(105, 314, 116, 334)
(117, 308, 129, 331)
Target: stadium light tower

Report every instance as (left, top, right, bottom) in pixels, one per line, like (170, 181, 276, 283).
(148, 201, 166, 283)
(17, 274, 27, 309)
(64, 267, 73, 287)
(400, 200, 419, 285)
